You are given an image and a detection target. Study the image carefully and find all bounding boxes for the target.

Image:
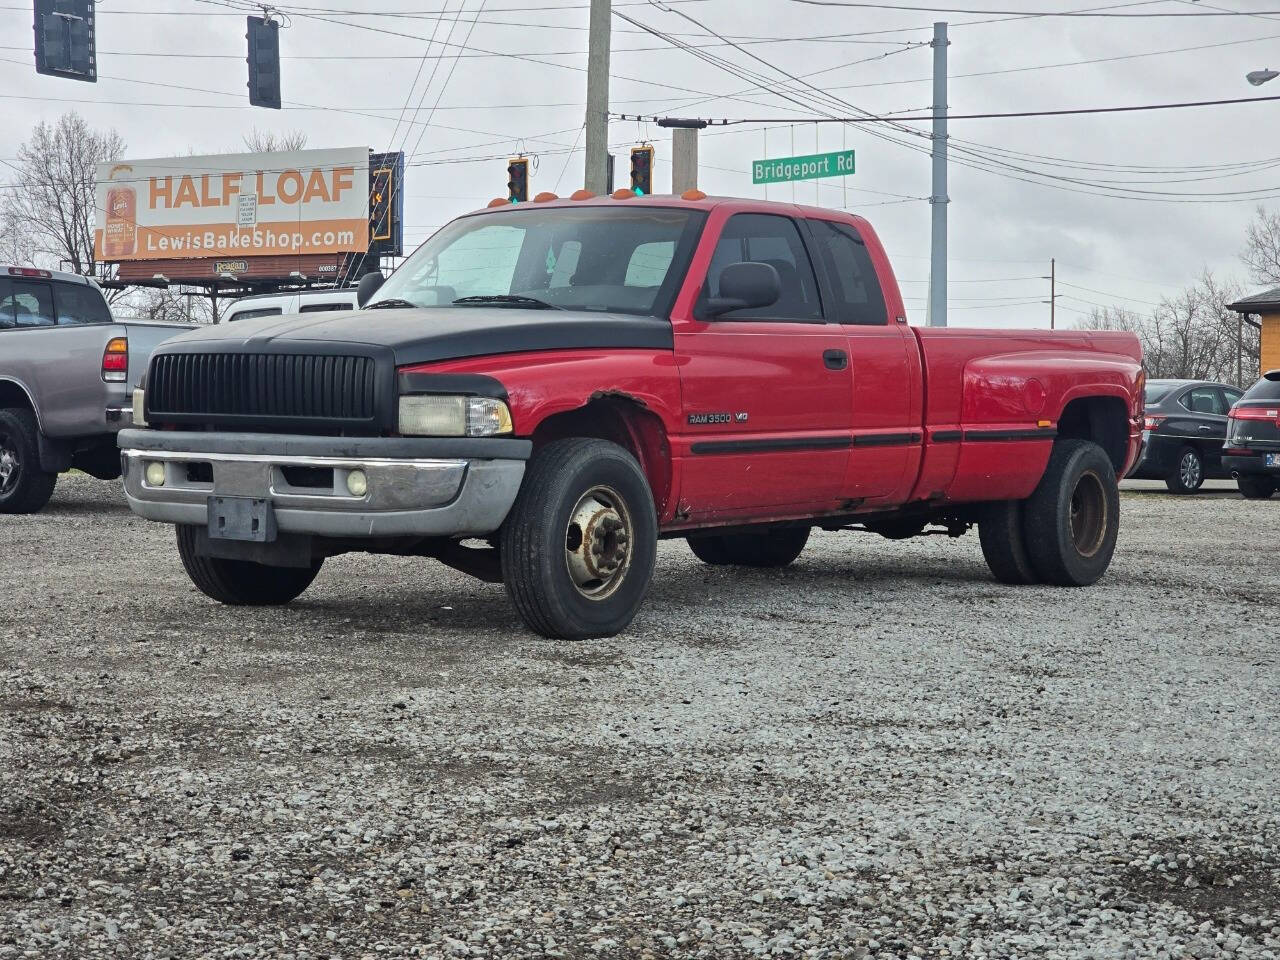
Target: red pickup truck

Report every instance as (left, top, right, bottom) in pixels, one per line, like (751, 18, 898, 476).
(118, 194, 1143, 639)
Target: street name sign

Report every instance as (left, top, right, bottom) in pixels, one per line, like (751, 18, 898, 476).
(752, 149, 855, 186)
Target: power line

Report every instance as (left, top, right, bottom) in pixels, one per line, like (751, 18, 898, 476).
(752, 30, 1280, 95)
(617, 93, 1280, 125)
(1056, 280, 1161, 307)
(783, 0, 1280, 14)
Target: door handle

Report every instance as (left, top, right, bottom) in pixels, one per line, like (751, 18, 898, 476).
(823, 349, 848, 371)
(1198, 424, 1213, 431)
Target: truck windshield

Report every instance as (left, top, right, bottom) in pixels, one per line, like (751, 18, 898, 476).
(367, 206, 704, 316)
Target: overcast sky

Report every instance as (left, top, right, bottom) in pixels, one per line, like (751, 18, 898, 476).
(3, 0, 1280, 327)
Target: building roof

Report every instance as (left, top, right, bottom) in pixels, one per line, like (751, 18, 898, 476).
(1227, 286, 1280, 313)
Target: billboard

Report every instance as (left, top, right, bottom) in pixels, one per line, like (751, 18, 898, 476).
(94, 147, 370, 263)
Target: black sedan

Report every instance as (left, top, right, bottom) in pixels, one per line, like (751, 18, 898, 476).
(1223, 370, 1280, 499)
(1128, 379, 1244, 493)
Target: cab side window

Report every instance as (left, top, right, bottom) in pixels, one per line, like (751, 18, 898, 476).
(1222, 388, 1243, 409)
(809, 219, 888, 326)
(9, 280, 55, 327)
(706, 213, 822, 322)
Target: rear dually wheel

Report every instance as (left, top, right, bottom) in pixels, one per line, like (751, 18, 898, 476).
(1023, 439, 1120, 587)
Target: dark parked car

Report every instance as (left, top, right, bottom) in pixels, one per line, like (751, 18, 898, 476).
(1223, 370, 1280, 499)
(1128, 379, 1243, 493)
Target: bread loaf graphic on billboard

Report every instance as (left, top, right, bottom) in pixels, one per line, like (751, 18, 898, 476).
(102, 164, 137, 259)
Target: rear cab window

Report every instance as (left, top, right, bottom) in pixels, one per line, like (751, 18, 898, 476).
(807, 218, 888, 325)
(2, 279, 56, 327)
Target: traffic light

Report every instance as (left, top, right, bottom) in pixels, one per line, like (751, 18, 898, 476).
(246, 15, 281, 109)
(370, 166, 392, 243)
(34, 0, 96, 83)
(630, 146, 654, 197)
(507, 157, 529, 204)
(368, 151, 404, 257)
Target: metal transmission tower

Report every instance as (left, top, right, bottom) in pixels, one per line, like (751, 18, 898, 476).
(928, 22, 949, 328)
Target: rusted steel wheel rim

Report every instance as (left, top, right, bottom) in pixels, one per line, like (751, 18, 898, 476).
(564, 484, 633, 601)
(1070, 469, 1108, 558)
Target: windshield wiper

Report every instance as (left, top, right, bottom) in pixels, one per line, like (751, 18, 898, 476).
(452, 294, 562, 311)
(365, 298, 419, 310)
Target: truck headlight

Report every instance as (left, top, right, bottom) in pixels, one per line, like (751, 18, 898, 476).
(132, 388, 147, 427)
(398, 395, 513, 437)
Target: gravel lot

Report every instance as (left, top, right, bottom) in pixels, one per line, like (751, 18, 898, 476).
(1, 474, 1277, 960)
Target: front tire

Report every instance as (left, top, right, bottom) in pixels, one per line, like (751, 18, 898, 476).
(0, 407, 57, 515)
(1024, 440, 1120, 587)
(176, 525, 322, 605)
(687, 527, 810, 567)
(1237, 474, 1277, 500)
(1164, 445, 1204, 494)
(978, 500, 1040, 585)
(500, 438, 657, 640)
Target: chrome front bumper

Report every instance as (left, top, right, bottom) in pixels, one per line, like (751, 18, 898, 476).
(118, 429, 530, 538)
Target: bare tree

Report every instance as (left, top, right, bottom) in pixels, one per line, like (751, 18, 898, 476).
(242, 128, 309, 153)
(115, 286, 213, 325)
(0, 112, 125, 284)
(1242, 205, 1280, 287)
(1074, 270, 1258, 386)
(1077, 305, 1143, 333)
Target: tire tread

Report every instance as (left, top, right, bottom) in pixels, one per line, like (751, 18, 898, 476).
(176, 525, 322, 605)
(499, 438, 657, 640)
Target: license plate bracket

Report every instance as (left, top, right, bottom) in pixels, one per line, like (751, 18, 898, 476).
(207, 496, 277, 543)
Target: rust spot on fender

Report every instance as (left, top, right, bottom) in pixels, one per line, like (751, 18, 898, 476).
(588, 389, 648, 408)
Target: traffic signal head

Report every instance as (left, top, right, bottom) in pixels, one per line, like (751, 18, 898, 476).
(34, 0, 96, 82)
(507, 157, 529, 203)
(370, 167, 392, 242)
(630, 146, 654, 197)
(246, 16, 281, 110)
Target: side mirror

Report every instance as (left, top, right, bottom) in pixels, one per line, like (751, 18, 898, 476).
(356, 270, 386, 308)
(702, 261, 781, 318)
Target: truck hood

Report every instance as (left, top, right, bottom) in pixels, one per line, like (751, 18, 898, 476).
(154, 306, 673, 366)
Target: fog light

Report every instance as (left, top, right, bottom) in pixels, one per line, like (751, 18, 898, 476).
(346, 469, 368, 497)
(145, 461, 166, 487)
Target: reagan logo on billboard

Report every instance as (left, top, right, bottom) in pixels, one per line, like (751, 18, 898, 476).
(93, 147, 370, 262)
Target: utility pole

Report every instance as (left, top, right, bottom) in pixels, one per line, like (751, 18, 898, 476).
(584, 0, 611, 195)
(927, 21, 949, 327)
(1042, 259, 1058, 328)
(659, 117, 707, 193)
